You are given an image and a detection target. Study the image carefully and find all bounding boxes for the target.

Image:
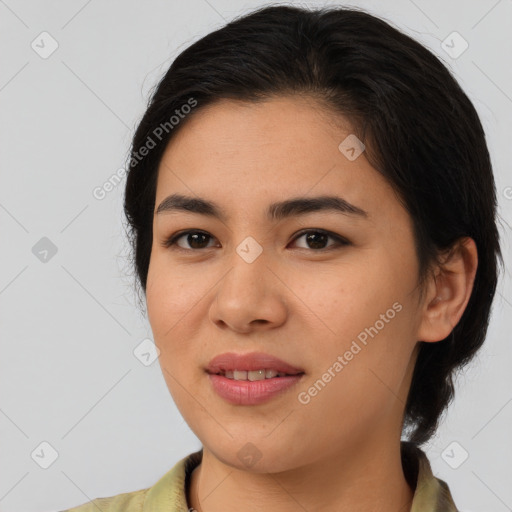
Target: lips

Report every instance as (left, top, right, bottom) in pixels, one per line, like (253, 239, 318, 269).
(205, 351, 305, 376)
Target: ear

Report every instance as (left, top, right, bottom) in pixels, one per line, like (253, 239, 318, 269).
(416, 237, 478, 343)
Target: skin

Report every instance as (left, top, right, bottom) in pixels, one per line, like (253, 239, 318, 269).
(146, 95, 478, 512)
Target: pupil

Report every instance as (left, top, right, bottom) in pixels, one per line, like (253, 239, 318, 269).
(189, 232, 208, 249)
(306, 232, 327, 249)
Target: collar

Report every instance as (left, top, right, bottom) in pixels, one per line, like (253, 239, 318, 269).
(402, 441, 459, 511)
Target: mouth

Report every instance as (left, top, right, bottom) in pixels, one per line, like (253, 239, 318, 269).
(205, 351, 306, 405)
(205, 351, 305, 378)
(208, 368, 305, 381)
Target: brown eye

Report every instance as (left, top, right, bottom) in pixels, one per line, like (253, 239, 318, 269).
(162, 230, 217, 250)
(290, 229, 350, 251)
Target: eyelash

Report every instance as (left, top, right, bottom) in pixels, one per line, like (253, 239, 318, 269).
(161, 228, 350, 252)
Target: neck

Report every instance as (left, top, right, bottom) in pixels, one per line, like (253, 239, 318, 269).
(187, 437, 414, 512)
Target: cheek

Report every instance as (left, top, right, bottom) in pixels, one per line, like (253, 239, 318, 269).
(146, 252, 218, 377)
(146, 259, 204, 407)
(295, 253, 417, 379)
(146, 255, 194, 350)
(297, 256, 399, 333)
(147, 251, 197, 322)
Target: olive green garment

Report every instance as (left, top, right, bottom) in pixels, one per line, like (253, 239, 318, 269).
(61, 441, 459, 511)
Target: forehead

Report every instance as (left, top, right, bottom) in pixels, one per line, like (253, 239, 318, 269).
(165, 95, 351, 154)
(154, 95, 404, 226)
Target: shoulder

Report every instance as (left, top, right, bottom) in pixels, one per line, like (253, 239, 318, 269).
(59, 488, 148, 512)
(59, 449, 203, 512)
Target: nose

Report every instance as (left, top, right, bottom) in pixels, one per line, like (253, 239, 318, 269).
(209, 251, 288, 334)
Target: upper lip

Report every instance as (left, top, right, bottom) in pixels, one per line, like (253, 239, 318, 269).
(205, 352, 305, 375)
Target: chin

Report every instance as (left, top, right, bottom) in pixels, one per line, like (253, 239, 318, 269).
(204, 436, 304, 474)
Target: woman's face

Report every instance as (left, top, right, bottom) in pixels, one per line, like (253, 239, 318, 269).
(146, 95, 425, 472)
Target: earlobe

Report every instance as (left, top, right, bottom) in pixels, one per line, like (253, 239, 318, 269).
(416, 237, 478, 343)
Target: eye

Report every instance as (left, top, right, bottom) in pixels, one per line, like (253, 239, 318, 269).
(289, 229, 350, 251)
(162, 230, 217, 250)
(162, 228, 350, 252)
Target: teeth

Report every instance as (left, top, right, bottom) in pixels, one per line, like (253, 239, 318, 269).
(248, 370, 266, 381)
(222, 369, 285, 380)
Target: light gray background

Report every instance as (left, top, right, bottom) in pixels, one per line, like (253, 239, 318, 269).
(1, 1, 511, 511)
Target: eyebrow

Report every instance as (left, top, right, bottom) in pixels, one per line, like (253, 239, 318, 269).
(155, 193, 368, 221)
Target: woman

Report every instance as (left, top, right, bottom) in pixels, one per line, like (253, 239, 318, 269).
(63, 4, 502, 511)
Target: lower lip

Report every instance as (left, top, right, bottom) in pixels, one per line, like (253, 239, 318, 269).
(207, 373, 304, 405)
